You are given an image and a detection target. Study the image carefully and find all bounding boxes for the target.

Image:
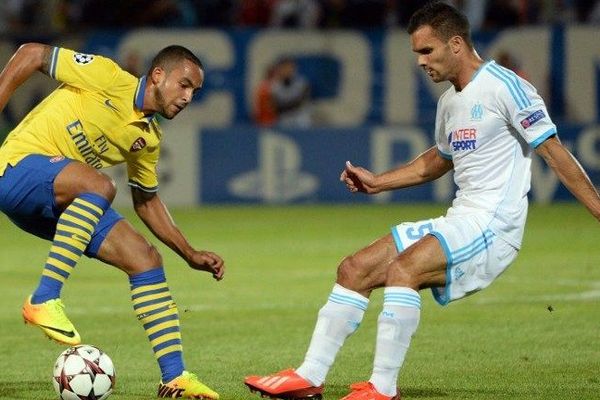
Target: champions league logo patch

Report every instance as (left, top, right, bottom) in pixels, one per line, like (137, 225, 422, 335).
(520, 110, 545, 129)
(130, 137, 147, 152)
(73, 53, 94, 65)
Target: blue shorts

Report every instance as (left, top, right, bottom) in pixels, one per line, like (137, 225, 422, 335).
(0, 154, 123, 258)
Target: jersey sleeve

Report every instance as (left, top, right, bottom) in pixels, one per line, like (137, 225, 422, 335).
(125, 143, 160, 193)
(48, 47, 120, 92)
(435, 91, 452, 159)
(494, 72, 557, 148)
(114, 121, 162, 193)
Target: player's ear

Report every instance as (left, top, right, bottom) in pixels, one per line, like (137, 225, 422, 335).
(449, 36, 462, 55)
(150, 66, 165, 84)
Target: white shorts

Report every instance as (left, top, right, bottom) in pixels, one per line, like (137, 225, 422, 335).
(391, 215, 518, 305)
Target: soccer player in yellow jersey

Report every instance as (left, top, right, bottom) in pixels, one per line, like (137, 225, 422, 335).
(0, 43, 224, 399)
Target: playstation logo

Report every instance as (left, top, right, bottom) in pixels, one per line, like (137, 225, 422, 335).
(228, 131, 318, 203)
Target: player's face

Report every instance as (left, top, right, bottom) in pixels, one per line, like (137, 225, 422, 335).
(153, 59, 204, 119)
(410, 25, 457, 83)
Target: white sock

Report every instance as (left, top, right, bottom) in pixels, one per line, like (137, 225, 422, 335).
(296, 283, 369, 386)
(369, 287, 421, 397)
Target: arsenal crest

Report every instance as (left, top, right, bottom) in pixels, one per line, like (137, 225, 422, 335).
(130, 137, 147, 152)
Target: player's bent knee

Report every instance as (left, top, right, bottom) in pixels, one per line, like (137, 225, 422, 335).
(336, 256, 365, 289)
(138, 243, 163, 269)
(120, 242, 163, 275)
(93, 174, 117, 202)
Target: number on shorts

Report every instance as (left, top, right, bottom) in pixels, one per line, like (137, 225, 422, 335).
(406, 222, 433, 240)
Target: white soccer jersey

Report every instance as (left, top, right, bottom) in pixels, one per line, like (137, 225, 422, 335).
(435, 60, 557, 248)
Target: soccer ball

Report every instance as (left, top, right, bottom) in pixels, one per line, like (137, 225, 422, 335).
(52, 344, 115, 400)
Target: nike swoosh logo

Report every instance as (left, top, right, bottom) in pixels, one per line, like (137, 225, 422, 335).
(37, 324, 76, 338)
(104, 98, 119, 112)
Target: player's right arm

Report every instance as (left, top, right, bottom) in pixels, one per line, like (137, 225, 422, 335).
(535, 136, 600, 222)
(340, 145, 453, 194)
(0, 43, 52, 112)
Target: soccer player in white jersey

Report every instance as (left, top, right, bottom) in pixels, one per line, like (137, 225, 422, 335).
(245, 2, 600, 400)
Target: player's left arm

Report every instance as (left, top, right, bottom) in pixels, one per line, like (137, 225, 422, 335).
(535, 136, 600, 221)
(341, 146, 453, 194)
(131, 188, 225, 280)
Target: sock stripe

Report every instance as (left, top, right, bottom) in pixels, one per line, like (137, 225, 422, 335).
(151, 332, 181, 348)
(384, 293, 421, 302)
(133, 295, 174, 310)
(55, 228, 90, 239)
(42, 269, 68, 283)
(56, 220, 93, 234)
(384, 299, 421, 308)
(62, 207, 98, 225)
(155, 344, 183, 360)
(131, 282, 169, 296)
(146, 319, 180, 336)
(44, 261, 73, 277)
(131, 286, 170, 301)
(75, 193, 110, 209)
(142, 310, 179, 328)
(144, 308, 179, 331)
(135, 300, 174, 314)
(60, 212, 95, 232)
(46, 253, 77, 271)
(49, 247, 80, 264)
(384, 294, 421, 309)
(137, 305, 176, 323)
(61, 208, 98, 228)
(56, 220, 93, 236)
(132, 290, 172, 305)
(153, 337, 182, 351)
(69, 203, 102, 223)
(71, 199, 104, 218)
(328, 297, 367, 311)
(329, 293, 368, 310)
(54, 237, 88, 252)
(44, 258, 74, 278)
(149, 326, 181, 341)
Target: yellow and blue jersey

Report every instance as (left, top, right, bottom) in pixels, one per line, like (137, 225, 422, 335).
(0, 46, 161, 192)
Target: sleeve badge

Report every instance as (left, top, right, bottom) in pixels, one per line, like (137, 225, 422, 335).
(130, 137, 147, 152)
(73, 53, 94, 65)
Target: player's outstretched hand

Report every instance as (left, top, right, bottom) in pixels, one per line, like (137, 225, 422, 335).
(340, 161, 379, 194)
(187, 250, 225, 281)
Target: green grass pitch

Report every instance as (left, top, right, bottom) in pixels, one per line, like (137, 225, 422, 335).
(0, 203, 599, 400)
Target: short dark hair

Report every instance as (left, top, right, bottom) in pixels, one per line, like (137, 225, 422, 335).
(407, 1, 473, 49)
(147, 45, 203, 76)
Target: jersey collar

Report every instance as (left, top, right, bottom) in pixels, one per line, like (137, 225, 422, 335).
(134, 75, 155, 124)
(472, 60, 492, 82)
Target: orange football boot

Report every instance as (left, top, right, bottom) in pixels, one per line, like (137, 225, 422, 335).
(244, 369, 324, 399)
(339, 382, 400, 400)
(22, 295, 81, 345)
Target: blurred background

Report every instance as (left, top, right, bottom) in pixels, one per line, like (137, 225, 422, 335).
(1, 0, 599, 206)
